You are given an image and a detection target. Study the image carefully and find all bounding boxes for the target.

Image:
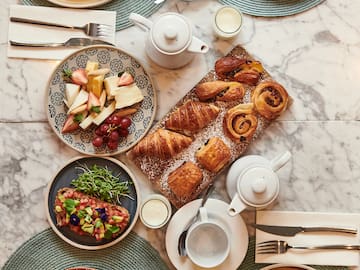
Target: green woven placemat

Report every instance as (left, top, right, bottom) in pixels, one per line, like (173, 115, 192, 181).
(20, 0, 164, 31)
(238, 237, 349, 270)
(218, 0, 325, 17)
(3, 228, 169, 270)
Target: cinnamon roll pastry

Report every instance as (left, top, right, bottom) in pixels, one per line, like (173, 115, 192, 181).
(195, 81, 245, 102)
(130, 129, 193, 159)
(196, 137, 231, 173)
(223, 103, 258, 143)
(165, 100, 220, 136)
(251, 81, 289, 120)
(168, 161, 203, 200)
(215, 56, 264, 85)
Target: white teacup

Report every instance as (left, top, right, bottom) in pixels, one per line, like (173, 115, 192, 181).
(185, 207, 230, 268)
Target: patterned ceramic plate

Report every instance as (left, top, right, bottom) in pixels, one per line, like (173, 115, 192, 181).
(46, 0, 112, 8)
(46, 45, 156, 156)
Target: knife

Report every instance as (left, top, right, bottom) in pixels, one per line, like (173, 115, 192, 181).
(253, 224, 358, 236)
(9, 38, 114, 48)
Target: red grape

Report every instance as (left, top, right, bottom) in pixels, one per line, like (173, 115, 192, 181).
(118, 128, 129, 137)
(95, 127, 103, 136)
(103, 136, 109, 143)
(119, 117, 131, 129)
(111, 115, 121, 126)
(105, 115, 113, 124)
(92, 136, 103, 147)
(107, 140, 118, 150)
(100, 124, 109, 135)
(109, 130, 119, 141)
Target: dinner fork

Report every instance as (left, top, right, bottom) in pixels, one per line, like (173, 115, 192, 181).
(10, 17, 113, 38)
(257, 240, 360, 254)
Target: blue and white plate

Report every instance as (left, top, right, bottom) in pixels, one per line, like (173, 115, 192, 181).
(46, 45, 156, 156)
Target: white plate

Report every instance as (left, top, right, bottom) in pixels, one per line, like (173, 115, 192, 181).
(260, 264, 316, 270)
(165, 198, 249, 270)
(46, 0, 112, 8)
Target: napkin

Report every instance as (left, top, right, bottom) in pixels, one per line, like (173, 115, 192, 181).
(255, 210, 360, 266)
(8, 5, 116, 60)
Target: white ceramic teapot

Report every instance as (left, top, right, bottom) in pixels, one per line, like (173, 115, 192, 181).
(129, 12, 209, 69)
(226, 151, 291, 216)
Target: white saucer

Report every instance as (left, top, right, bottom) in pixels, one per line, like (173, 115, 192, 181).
(46, 0, 112, 8)
(165, 198, 249, 270)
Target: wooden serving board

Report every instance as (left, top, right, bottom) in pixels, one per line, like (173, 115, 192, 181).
(127, 45, 291, 208)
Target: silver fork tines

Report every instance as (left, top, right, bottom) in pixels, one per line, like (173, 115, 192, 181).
(10, 17, 113, 38)
(257, 240, 360, 254)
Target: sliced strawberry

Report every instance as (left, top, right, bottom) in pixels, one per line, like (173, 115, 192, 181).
(64, 68, 88, 86)
(117, 72, 134, 86)
(62, 114, 80, 133)
(87, 91, 101, 113)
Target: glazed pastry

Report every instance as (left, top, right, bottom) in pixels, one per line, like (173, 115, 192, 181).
(168, 161, 203, 200)
(251, 81, 289, 120)
(215, 56, 264, 85)
(195, 81, 245, 101)
(130, 129, 192, 159)
(223, 103, 258, 143)
(165, 100, 220, 136)
(196, 137, 231, 173)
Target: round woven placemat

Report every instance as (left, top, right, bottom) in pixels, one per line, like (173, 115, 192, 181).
(3, 228, 169, 270)
(20, 0, 164, 31)
(218, 0, 325, 17)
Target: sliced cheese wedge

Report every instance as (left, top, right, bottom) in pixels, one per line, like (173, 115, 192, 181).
(104, 76, 118, 99)
(114, 84, 144, 109)
(93, 101, 116, 126)
(79, 113, 97, 129)
(67, 89, 89, 114)
(65, 83, 80, 108)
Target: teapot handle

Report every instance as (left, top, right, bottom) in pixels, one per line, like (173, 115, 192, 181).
(228, 194, 247, 217)
(270, 150, 291, 172)
(129, 13, 153, 31)
(187, 36, 209, 54)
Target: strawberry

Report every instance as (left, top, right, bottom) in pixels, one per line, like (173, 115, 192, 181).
(62, 114, 80, 133)
(63, 68, 88, 86)
(87, 91, 101, 113)
(117, 72, 134, 86)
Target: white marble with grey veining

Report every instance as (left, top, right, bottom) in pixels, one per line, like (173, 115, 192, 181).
(1, 0, 360, 269)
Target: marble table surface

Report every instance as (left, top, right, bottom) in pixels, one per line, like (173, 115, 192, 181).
(1, 0, 360, 269)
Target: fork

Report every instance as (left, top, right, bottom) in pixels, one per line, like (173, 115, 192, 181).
(10, 17, 113, 38)
(257, 240, 360, 254)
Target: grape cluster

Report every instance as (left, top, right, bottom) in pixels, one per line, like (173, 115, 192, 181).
(92, 115, 132, 150)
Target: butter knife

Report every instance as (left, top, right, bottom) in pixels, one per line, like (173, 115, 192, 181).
(9, 38, 114, 48)
(253, 224, 358, 236)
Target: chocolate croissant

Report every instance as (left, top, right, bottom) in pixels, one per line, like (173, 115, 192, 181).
(165, 101, 220, 136)
(251, 81, 289, 120)
(195, 81, 245, 102)
(130, 129, 193, 159)
(223, 103, 258, 143)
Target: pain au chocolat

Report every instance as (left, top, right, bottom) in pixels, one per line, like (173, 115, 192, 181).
(251, 81, 289, 120)
(195, 137, 231, 173)
(130, 129, 192, 160)
(223, 103, 258, 143)
(168, 161, 203, 200)
(195, 81, 245, 102)
(165, 100, 220, 136)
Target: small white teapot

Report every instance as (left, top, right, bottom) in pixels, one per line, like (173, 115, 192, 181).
(129, 12, 209, 69)
(226, 151, 291, 216)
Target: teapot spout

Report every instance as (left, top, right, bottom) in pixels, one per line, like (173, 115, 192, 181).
(187, 36, 209, 54)
(270, 151, 291, 172)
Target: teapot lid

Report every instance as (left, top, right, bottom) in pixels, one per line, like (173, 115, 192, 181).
(151, 13, 192, 54)
(238, 167, 279, 206)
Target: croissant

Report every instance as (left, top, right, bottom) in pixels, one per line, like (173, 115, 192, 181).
(165, 101, 220, 136)
(251, 81, 289, 120)
(130, 129, 193, 159)
(223, 103, 258, 143)
(195, 81, 245, 102)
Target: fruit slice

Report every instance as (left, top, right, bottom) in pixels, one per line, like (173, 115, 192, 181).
(70, 104, 87, 115)
(79, 113, 97, 129)
(93, 101, 116, 126)
(87, 91, 101, 113)
(64, 69, 88, 86)
(85, 61, 99, 74)
(99, 90, 107, 110)
(62, 114, 80, 133)
(118, 72, 134, 86)
(87, 74, 104, 98)
(114, 84, 144, 109)
(67, 89, 89, 114)
(87, 68, 110, 76)
(65, 83, 80, 107)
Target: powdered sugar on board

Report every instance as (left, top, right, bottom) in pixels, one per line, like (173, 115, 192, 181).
(127, 45, 290, 208)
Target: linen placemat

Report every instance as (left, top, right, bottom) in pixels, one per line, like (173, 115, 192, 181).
(21, 0, 164, 31)
(3, 228, 169, 270)
(218, 0, 325, 17)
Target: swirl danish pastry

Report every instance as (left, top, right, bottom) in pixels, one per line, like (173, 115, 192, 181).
(223, 103, 258, 143)
(251, 81, 289, 120)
